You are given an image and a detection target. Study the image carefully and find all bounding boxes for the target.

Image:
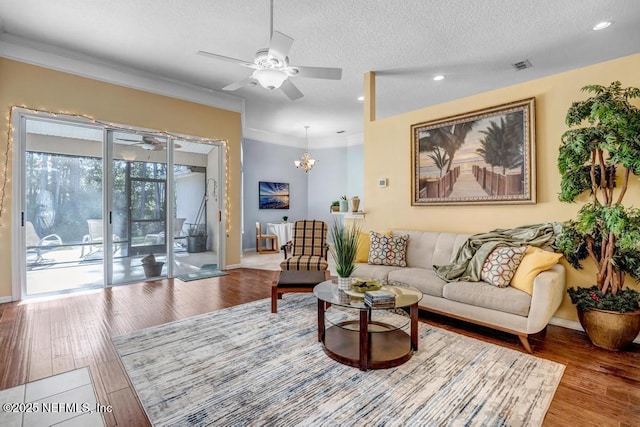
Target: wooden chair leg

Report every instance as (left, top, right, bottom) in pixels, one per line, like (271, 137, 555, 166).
(271, 285, 278, 313)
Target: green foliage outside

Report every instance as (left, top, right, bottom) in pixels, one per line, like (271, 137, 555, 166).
(556, 81, 640, 311)
(27, 152, 167, 244)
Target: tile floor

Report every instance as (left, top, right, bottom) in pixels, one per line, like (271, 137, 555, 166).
(0, 368, 105, 427)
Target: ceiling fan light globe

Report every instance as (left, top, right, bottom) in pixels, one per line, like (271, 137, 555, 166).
(252, 68, 287, 90)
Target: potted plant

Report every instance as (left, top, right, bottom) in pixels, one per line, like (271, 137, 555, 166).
(557, 81, 640, 350)
(329, 220, 361, 290)
(186, 223, 207, 253)
(330, 200, 340, 212)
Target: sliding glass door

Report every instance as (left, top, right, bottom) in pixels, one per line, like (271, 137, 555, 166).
(16, 111, 225, 299)
(110, 132, 168, 284)
(23, 117, 105, 295)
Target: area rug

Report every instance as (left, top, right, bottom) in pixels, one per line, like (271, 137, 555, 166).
(112, 294, 565, 426)
(176, 264, 227, 282)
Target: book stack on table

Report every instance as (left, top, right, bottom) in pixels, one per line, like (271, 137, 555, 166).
(364, 289, 396, 308)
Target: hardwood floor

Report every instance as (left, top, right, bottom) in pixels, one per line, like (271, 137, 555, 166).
(0, 268, 638, 426)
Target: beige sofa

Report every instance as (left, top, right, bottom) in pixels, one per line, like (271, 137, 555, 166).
(351, 230, 566, 352)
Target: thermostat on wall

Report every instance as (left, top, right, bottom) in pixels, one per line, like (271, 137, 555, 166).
(378, 178, 388, 188)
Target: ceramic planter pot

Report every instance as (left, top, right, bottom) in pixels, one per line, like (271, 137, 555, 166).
(337, 276, 351, 291)
(577, 307, 640, 351)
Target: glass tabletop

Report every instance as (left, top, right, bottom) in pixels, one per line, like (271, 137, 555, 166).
(313, 279, 423, 310)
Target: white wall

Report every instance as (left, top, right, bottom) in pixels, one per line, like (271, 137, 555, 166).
(176, 172, 205, 229)
(241, 137, 364, 250)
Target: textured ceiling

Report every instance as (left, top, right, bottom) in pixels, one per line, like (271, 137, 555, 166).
(0, 0, 638, 143)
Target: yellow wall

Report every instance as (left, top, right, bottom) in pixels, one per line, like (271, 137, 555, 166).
(0, 58, 242, 298)
(363, 53, 640, 321)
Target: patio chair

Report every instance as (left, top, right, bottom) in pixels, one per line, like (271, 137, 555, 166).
(81, 219, 119, 257)
(144, 218, 187, 246)
(280, 220, 329, 275)
(25, 221, 62, 264)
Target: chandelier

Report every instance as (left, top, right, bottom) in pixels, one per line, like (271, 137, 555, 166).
(294, 125, 317, 172)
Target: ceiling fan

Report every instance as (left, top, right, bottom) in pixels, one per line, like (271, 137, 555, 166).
(117, 136, 182, 151)
(197, 0, 342, 101)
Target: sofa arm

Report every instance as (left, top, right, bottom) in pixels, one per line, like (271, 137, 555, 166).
(525, 263, 566, 334)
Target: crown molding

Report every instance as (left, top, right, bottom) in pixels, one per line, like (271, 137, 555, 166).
(0, 33, 245, 114)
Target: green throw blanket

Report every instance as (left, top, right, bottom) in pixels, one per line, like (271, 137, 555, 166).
(434, 222, 562, 282)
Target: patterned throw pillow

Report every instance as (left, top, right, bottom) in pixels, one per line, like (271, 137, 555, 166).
(480, 246, 527, 287)
(368, 232, 409, 267)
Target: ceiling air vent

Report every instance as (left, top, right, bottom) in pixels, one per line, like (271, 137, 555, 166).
(512, 60, 532, 71)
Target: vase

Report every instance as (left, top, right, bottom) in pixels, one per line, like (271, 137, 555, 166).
(577, 307, 640, 351)
(337, 276, 351, 291)
(339, 200, 349, 212)
(350, 196, 360, 212)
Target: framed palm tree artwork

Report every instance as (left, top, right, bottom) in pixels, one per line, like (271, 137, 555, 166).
(411, 98, 536, 205)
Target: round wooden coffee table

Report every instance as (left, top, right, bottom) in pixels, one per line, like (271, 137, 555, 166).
(313, 280, 423, 371)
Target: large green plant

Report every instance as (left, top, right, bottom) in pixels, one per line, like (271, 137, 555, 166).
(557, 81, 640, 312)
(329, 220, 361, 278)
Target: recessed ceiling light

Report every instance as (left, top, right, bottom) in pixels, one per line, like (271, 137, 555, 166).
(433, 75, 445, 81)
(593, 21, 612, 31)
(357, 96, 364, 101)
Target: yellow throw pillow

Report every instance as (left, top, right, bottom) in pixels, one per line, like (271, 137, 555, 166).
(355, 230, 391, 263)
(510, 246, 562, 295)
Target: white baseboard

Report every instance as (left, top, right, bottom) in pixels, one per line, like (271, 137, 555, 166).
(225, 263, 242, 270)
(549, 316, 640, 344)
(0, 296, 13, 304)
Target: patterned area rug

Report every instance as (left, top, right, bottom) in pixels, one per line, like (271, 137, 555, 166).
(112, 295, 564, 426)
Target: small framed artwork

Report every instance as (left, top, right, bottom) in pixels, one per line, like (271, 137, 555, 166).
(259, 181, 290, 209)
(411, 98, 536, 205)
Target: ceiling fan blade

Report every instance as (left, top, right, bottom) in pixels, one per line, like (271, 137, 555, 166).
(196, 50, 257, 68)
(223, 77, 258, 91)
(268, 31, 294, 61)
(116, 137, 140, 142)
(291, 66, 342, 80)
(280, 79, 304, 101)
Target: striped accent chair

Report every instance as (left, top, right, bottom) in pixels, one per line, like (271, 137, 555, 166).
(280, 220, 329, 272)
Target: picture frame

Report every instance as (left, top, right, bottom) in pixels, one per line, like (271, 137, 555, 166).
(258, 181, 290, 209)
(411, 98, 536, 206)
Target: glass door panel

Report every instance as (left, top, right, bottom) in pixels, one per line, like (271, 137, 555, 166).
(172, 140, 220, 277)
(111, 132, 168, 284)
(24, 118, 104, 296)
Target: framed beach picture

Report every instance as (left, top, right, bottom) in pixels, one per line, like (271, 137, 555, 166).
(411, 98, 536, 206)
(259, 181, 290, 209)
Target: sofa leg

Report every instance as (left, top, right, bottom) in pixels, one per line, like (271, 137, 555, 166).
(518, 334, 533, 353)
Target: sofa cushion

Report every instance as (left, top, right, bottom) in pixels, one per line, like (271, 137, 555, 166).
(388, 268, 447, 297)
(480, 246, 527, 287)
(392, 230, 470, 270)
(351, 263, 401, 281)
(442, 281, 531, 316)
(368, 232, 409, 266)
(510, 246, 563, 295)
